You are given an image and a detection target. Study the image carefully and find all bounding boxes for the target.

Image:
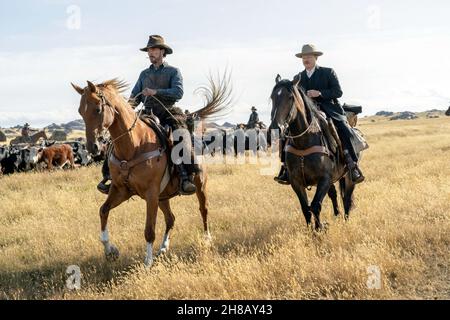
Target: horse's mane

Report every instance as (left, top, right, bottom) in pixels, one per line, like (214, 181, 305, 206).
(272, 79, 321, 118)
(98, 78, 129, 94)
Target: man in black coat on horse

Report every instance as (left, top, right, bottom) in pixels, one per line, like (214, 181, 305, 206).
(275, 44, 365, 185)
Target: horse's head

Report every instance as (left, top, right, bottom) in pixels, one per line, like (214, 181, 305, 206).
(71, 81, 116, 155)
(269, 75, 300, 132)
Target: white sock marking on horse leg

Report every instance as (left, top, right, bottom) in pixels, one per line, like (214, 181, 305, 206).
(204, 230, 212, 242)
(100, 229, 111, 252)
(160, 234, 170, 252)
(145, 242, 153, 267)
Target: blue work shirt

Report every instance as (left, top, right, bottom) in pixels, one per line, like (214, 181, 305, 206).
(130, 62, 184, 116)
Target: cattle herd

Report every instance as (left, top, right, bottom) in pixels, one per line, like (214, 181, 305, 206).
(0, 137, 108, 175)
(0, 125, 270, 176)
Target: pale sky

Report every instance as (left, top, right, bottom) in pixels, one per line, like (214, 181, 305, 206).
(1, 0, 450, 127)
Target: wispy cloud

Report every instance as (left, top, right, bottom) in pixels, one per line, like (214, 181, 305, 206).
(1, 1, 450, 127)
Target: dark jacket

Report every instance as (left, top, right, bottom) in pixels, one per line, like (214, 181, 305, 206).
(294, 66, 346, 122)
(247, 111, 259, 128)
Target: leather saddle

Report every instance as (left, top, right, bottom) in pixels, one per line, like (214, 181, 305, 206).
(314, 107, 369, 159)
(138, 114, 201, 197)
(314, 110, 341, 158)
(139, 114, 171, 152)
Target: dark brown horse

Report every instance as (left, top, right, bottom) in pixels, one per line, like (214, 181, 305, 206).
(72, 76, 231, 267)
(270, 75, 357, 230)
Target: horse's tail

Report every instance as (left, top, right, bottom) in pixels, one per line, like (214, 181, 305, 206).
(189, 71, 233, 122)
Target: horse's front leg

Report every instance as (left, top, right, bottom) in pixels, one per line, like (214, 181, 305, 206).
(157, 199, 175, 256)
(144, 187, 160, 267)
(291, 182, 311, 226)
(328, 184, 341, 217)
(311, 177, 332, 231)
(100, 184, 130, 261)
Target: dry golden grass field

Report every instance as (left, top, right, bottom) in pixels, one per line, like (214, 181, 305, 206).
(0, 116, 449, 300)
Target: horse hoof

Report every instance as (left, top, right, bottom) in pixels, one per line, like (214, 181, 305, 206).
(204, 232, 212, 243)
(144, 256, 154, 268)
(315, 222, 329, 233)
(105, 245, 120, 262)
(157, 247, 168, 257)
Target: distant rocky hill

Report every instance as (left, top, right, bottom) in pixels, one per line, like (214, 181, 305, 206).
(205, 122, 221, 129)
(222, 122, 236, 128)
(390, 111, 418, 121)
(45, 119, 85, 132)
(375, 111, 394, 117)
(372, 109, 446, 121)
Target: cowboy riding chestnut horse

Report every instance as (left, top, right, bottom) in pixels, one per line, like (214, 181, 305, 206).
(71, 35, 232, 267)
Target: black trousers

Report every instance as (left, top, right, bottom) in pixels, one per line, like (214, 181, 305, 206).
(145, 107, 198, 174)
(332, 119, 359, 162)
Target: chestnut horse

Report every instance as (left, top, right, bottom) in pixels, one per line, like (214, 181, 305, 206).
(10, 131, 48, 145)
(71, 76, 231, 266)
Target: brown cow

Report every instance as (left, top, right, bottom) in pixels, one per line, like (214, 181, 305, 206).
(37, 144, 75, 170)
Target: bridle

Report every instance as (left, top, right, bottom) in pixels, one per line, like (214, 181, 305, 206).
(274, 83, 318, 140)
(94, 89, 143, 145)
(94, 88, 181, 145)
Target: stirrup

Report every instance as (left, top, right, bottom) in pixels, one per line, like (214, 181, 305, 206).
(351, 168, 365, 184)
(274, 167, 290, 185)
(97, 179, 111, 195)
(180, 179, 196, 195)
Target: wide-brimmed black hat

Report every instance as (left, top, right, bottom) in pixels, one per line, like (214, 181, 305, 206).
(140, 35, 173, 54)
(251, 106, 257, 111)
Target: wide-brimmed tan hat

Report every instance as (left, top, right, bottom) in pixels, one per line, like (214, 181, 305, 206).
(140, 35, 173, 54)
(295, 44, 323, 58)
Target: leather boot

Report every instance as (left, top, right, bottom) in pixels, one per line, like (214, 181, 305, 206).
(274, 164, 290, 185)
(97, 159, 111, 194)
(344, 150, 365, 184)
(97, 178, 111, 195)
(177, 164, 197, 195)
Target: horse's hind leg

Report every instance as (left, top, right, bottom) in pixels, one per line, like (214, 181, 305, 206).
(157, 199, 175, 256)
(328, 184, 341, 217)
(340, 175, 355, 220)
(194, 171, 211, 241)
(99, 185, 130, 261)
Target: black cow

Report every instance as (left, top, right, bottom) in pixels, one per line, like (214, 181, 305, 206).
(17, 147, 39, 172)
(66, 141, 92, 166)
(1, 147, 21, 174)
